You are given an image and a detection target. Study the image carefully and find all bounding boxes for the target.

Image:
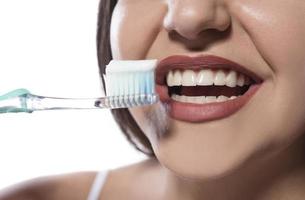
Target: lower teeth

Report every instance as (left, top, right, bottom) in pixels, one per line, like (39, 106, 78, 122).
(171, 94, 240, 104)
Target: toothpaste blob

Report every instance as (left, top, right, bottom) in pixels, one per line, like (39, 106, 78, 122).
(105, 59, 158, 97)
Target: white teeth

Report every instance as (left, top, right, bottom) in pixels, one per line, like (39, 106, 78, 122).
(206, 96, 217, 103)
(172, 94, 179, 101)
(197, 69, 215, 86)
(225, 70, 237, 87)
(171, 95, 240, 104)
(173, 70, 182, 86)
(193, 96, 204, 103)
(180, 95, 188, 103)
(166, 69, 251, 87)
(237, 74, 245, 86)
(186, 96, 203, 103)
(216, 95, 229, 102)
(214, 70, 226, 86)
(166, 70, 174, 87)
(181, 70, 196, 86)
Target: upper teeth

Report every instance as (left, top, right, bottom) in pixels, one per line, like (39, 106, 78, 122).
(166, 69, 251, 87)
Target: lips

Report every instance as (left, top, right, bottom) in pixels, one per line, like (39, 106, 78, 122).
(155, 55, 263, 122)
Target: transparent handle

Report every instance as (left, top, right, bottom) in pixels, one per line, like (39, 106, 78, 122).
(0, 96, 31, 113)
(0, 89, 32, 113)
(0, 88, 159, 113)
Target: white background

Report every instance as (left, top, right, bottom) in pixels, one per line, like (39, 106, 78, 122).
(0, 0, 146, 189)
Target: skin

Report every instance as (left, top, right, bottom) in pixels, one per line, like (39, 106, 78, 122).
(1, 0, 305, 199)
(111, 0, 305, 199)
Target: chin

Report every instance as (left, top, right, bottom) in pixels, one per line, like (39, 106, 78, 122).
(151, 122, 272, 181)
(154, 147, 248, 181)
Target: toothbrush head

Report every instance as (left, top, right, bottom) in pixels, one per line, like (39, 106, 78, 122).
(105, 59, 159, 108)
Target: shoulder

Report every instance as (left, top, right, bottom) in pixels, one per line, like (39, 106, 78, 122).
(100, 158, 164, 200)
(0, 158, 163, 200)
(0, 171, 97, 200)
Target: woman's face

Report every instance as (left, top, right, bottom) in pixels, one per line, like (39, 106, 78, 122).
(110, 0, 305, 179)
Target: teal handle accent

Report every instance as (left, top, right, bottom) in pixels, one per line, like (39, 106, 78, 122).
(0, 88, 30, 100)
(0, 107, 31, 113)
(0, 88, 33, 113)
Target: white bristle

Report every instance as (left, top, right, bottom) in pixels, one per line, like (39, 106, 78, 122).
(105, 59, 157, 98)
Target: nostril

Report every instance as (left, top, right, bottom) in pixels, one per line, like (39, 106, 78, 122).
(163, 1, 232, 41)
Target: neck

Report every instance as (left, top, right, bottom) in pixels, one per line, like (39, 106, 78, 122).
(161, 137, 305, 200)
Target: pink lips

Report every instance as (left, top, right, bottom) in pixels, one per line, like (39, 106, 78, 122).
(155, 55, 263, 123)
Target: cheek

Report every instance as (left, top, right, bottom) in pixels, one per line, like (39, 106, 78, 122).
(129, 103, 171, 149)
(110, 1, 167, 60)
(234, 1, 305, 75)
(233, 1, 305, 137)
(128, 107, 153, 140)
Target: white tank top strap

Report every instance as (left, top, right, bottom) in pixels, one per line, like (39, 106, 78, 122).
(86, 170, 109, 200)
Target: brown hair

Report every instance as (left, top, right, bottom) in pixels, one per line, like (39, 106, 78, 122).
(96, 0, 155, 157)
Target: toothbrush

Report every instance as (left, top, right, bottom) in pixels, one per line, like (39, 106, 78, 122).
(0, 59, 159, 113)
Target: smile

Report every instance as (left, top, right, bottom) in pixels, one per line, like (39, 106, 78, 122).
(155, 55, 263, 122)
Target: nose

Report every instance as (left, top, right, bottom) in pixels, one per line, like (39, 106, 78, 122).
(163, 0, 231, 40)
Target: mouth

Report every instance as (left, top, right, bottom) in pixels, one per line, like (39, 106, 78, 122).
(155, 55, 264, 122)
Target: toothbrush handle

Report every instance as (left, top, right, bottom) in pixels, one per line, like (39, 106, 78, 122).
(0, 93, 159, 113)
(26, 95, 103, 111)
(0, 95, 31, 113)
(27, 93, 159, 111)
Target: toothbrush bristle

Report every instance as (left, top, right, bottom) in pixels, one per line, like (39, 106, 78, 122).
(104, 59, 158, 108)
(105, 60, 157, 97)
